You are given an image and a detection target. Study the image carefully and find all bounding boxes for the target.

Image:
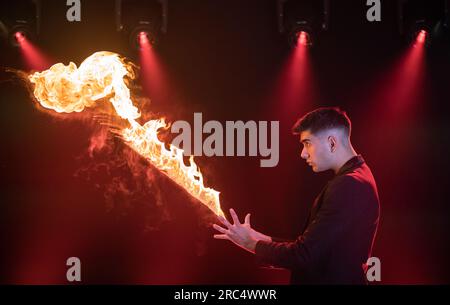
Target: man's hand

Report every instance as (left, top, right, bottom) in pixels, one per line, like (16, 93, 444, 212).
(213, 208, 272, 254)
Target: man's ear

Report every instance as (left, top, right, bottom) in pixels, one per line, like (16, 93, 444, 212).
(328, 135, 337, 153)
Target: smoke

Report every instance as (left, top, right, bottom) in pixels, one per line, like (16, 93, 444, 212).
(73, 124, 173, 232)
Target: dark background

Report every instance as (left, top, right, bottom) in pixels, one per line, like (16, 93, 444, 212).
(0, 0, 449, 284)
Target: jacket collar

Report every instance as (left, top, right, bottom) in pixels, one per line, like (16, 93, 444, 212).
(336, 154, 365, 176)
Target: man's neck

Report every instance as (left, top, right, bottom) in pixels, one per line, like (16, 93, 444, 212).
(333, 150, 358, 174)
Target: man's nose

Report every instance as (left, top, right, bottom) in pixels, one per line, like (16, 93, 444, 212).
(300, 148, 308, 160)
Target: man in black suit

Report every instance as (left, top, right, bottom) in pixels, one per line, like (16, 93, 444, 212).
(213, 107, 380, 284)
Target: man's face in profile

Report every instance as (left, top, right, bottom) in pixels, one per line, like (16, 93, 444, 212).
(299, 130, 332, 173)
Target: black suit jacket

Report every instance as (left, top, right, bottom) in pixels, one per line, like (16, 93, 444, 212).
(255, 155, 380, 284)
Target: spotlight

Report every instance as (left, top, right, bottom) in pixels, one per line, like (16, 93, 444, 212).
(398, 0, 447, 45)
(115, 0, 168, 50)
(138, 31, 149, 45)
(415, 29, 427, 44)
(129, 23, 157, 50)
(9, 23, 34, 47)
(408, 20, 431, 45)
(15, 31, 26, 43)
(0, 0, 41, 47)
(277, 0, 329, 48)
(288, 24, 313, 48)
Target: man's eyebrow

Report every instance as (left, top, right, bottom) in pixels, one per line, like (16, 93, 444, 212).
(300, 138, 311, 143)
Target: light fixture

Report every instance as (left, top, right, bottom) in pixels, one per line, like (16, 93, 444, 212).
(115, 0, 168, 50)
(277, 0, 329, 48)
(0, 0, 41, 47)
(398, 0, 447, 45)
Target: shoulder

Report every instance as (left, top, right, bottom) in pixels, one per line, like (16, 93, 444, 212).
(325, 173, 373, 202)
(326, 172, 379, 212)
(328, 174, 364, 192)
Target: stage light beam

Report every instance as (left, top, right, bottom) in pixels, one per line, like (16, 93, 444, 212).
(14, 30, 51, 71)
(138, 31, 151, 48)
(416, 29, 427, 44)
(298, 31, 309, 46)
(137, 29, 168, 103)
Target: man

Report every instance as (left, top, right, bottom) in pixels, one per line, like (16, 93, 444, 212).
(213, 107, 380, 284)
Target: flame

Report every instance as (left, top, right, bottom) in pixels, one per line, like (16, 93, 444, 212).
(28, 51, 224, 217)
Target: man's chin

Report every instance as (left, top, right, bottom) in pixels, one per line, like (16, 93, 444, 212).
(311, 166, 325, 173)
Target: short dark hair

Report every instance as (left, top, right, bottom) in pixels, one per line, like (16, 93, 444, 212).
(292, 107, 352, 136)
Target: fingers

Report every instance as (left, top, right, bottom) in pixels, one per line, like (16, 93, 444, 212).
(212, 224, 228, 234)
(213, 234, 229, 240)
(229, 208, 241, 225)
(244, 213, 251, 226)
(218, 216, 232, 228)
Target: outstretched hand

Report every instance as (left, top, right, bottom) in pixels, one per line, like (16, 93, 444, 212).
(213, 208, 271, 254)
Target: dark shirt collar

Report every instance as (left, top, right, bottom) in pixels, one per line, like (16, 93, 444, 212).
(336, 154, 365, 176)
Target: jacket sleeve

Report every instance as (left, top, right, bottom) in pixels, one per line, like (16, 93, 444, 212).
(271, 237, 293, 243)
(255, 176, 358, 272)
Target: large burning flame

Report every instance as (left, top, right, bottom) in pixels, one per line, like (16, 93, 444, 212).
(28, 51, 224, 217)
